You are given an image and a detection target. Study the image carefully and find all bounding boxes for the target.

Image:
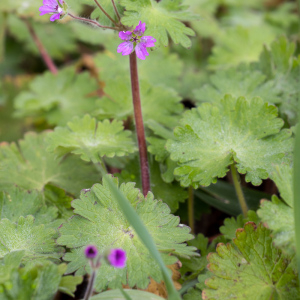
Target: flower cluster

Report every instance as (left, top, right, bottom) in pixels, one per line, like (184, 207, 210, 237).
(39, 0, 65, 22)
(84, 245, 127, 269)
(117, 21, 156, 60)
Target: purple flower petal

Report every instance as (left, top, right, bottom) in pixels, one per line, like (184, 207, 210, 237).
(84, 245, 98, 259)
(119, 31, 132, 41)
(50, 13, 61, 21)
(134, 21, 146, 36)
(117, 41, 134, 56)
(107, 248, 127, 268)
(140, 36, 156, 48)
(135, 43, 149, 60)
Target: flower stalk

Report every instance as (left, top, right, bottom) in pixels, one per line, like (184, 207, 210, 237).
(67, 13, 118, 30)
(129, 52, 150, 197)
(23, 19, 58, 74)
(188, 186, 194, 233)
(94, 0, 118, 25)
(111, 0, 121, 21)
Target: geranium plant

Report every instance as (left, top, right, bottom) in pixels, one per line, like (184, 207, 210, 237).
(0, 0, 299, 299)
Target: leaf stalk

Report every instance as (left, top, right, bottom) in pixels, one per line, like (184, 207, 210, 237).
(94, 0, 118, 25)
(230, 164, 248, 217)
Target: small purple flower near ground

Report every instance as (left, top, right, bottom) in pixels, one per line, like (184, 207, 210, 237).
(84, 245, 98, 259)
(107, 248, 127, 268)
(117, 21, 156, 60)
(39, 0, 64, 22)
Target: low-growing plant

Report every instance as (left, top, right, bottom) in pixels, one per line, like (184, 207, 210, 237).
(0, 0, 299, 299)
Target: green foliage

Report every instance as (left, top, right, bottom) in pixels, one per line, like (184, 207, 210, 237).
(193, 64, 280, 104)
(208, 26, 277, 69)
(0, 132, 100, 196)
(166, 95, 293, 188)
(47, 114, 137, 162)
(219, 211, 260, 240)
(8, 16, 77, 60)
(120, 0, 196, 48)
(147, 120, 178, 183)
(203, 222, 300, 299)
(195, 180, 270, 216)
(91, 289, 165, 300)
(258, 164, 295, 255)
(0, 187, 63, 229)
(0, 257, 81, 300)
(116, 157, 187, 212)
(183, 287, 202, 300)
(256, 36, 300, 125)
(0, 216, 61, 262)
(14, 68, 99, 126)
(97, 79, 183, 129)
(57, 176, 196, 291)
(94, 50, 184, 91)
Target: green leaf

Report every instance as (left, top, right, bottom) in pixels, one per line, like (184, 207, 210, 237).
(202, 222, 300, 300)
(120, 0, 196, 48)
(0, 132, 100, 196)
(8, 16, 77, 60)
(208, 26, 277, 69)
(58, 266, 83, 297)
(0, 216, 62, 262)
(219, 211, 260, 240)
(94, 50, 184, 91)
(14, 68, 100, 126)
(256, 36, 300, 126)
(0, 186, 63, 230)
(0, 262, 70, 300)
(193, 64, 280, 104)
(183, 287, 202, 300)
(47, 115, 137, 161)
(97, 79, 183, 129)
(116, 156, 187, 212)
(258, 196, 295, 256)
(195, 180, 270, 216)
(57, 176, 196, 291)
(166, 95, 293, 188)
(0, 251, 25, 283)
(91, 289, 165, 300)
(147, 120, 178, 183)
(257, 164, 295, 255)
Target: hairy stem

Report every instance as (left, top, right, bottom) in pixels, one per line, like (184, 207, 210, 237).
(94, 0, 118, 25)
(230, 164, 248, 217)
(83, 270, 96, 300)
(67, 13, 118, 31)
(188, 186, 194, 233)
(129, 52, 150, 197)
(111, 0, 121, 21)
(23, 19, 57, 74)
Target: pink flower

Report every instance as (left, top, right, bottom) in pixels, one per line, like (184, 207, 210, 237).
(107, 248, 127, 268)
(39, 0, 64, 22)
(117, 21, 156, 60)
(84, 245, 98, 259)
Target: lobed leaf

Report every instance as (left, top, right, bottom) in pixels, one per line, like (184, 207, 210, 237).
(97, 79, 183, 129)
(57, 176, 196, 291)
(47, 114, 137, 162)
(120, 0, 196, 48)
(116, 157, 187, 212)
(0, 132, 100, 196)
(14, 67, 100, 126)
(0, 216, 62, 262)
(203, 222, 300, 299)
(166, 95, 293, 188)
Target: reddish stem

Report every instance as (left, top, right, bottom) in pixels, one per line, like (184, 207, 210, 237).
(129, 52, 151, 197)
(24, 19, 58, 75)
